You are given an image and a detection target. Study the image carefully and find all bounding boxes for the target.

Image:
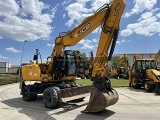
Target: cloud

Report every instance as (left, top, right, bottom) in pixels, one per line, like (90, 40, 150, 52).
(116, 40, 121, 45)
(156, 13, 160, 18)
(93, 38, 98, 42)
(92, 27, 101, 34)
(6, 47, 21, 53)
(78, 38, 95, 49)
(124, 0, 157, 18)
(116, 39, 129, 45)
(0, 0, 56, 42)
(0, 55, 8, 59)
(65, 0, 111, 27)
(121, 39, 126, 43)
(121, 11, 160, 37)
(47, 43, 55, 47)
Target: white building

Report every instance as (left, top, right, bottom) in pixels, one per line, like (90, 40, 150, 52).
(114, 53, 160, 67)
(0, 62, 19, 74)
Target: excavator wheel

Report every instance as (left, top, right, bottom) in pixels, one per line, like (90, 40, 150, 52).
(131, 76, 141, 89)
(22, 85, 37, 101)
(82, 77, 119, 113)
(144, 81, 153, 92)
(43, 87, 60, 109)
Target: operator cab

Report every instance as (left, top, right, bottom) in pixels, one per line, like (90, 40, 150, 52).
(135, 60, 156, 78)
(56, 50, 80, 77)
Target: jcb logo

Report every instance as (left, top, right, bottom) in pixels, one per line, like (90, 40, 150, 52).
(114, 3, 120, 16)
(78, 23, 91, 36)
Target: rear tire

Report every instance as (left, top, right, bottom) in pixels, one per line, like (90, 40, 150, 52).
(131, 76, 141, 89)
(43, 87, 60, 109)
(144, 81, 153, 92)
(22, 85, 37, 101)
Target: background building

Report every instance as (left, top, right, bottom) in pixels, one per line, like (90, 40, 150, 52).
(114, 53, 160, 68)
(0, 62, 19, 75)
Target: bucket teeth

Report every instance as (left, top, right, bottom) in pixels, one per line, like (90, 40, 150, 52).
(82, 87, 119, 113)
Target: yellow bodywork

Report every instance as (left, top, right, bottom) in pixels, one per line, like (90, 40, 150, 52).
(146, 69, 160, 83)
(128, 52, 160, 94)
(22, 63, 42, 81)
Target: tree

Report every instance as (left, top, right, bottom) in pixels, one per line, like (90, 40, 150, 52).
(108, 55, 121, 69)
(79, 52, 88, 65)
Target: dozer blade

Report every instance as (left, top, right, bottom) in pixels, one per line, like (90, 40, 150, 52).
(60, 85, 93, 102)
(82, 87, 119, 113)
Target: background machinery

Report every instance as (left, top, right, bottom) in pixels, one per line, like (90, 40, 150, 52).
(20, 0, 125, 113)
(111, 54, 129, 79)
(129, 50, 160, 95)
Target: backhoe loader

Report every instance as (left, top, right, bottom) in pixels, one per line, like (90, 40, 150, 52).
(82, 50, 94, 79)
(129, 51, 160, 95)
(20, 0, 125, 113)
(111, 54, 129, 79)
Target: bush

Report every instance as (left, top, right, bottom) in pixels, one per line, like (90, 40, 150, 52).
(0, 74, 22, 86)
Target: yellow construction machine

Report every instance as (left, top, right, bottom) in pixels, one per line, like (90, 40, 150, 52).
(82, 50, 94, 79)
(154, 49, 160, 69)
(111, 54, 129, 79)
(129, 50, 160, 95)
(20, 0, 125, 113)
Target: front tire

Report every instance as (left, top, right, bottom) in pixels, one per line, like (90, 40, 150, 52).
(131, 76, 141, 89)
(43, 87, 60, 109)
(144, 81, 153, 92)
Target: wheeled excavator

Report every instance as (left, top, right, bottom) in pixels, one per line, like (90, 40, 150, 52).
(129, 50, 160, 95)
(111, 54, 129, 79)
(20, 0, 125, 113)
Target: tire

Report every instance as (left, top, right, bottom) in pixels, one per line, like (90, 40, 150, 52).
(131, 76, 141, 89)
(22, 85, 37, 101)
(43, 87, 60, 109)
(144, 81, 153, 92)
(53, 86, 61, 106)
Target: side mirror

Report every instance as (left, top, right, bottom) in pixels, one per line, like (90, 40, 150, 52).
(33, 54, 38, 60)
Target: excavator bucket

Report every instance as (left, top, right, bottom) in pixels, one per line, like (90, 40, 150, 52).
(82, 87, 119, 113)
(82, 77, 119, 113)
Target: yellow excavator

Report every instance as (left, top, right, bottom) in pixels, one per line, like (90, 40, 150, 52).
(20, 0, 125, 113)
(129, 50, 160, 95)
(82, 50, 94, 79)
(154, 49, 160, 69)
(111, 54, 129, 79)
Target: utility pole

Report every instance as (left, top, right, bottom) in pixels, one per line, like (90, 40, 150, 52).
(19, 40, 27, 76)
(20, 40, 27, 66)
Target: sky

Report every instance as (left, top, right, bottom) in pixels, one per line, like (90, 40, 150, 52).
(0, 0, 160, 65)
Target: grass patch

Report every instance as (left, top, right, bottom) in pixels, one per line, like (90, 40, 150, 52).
(75, 78, 129, 87)
(0, 74, 129, 87)
(0, 74, 22, 86)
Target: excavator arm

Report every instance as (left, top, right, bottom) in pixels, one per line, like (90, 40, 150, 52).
(111, 54, 129, 78)
(47, 0, 125, 76)
(154, 49, 160, 61)
(51, 0, 125, 113)
(117, 54, 129, 71)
